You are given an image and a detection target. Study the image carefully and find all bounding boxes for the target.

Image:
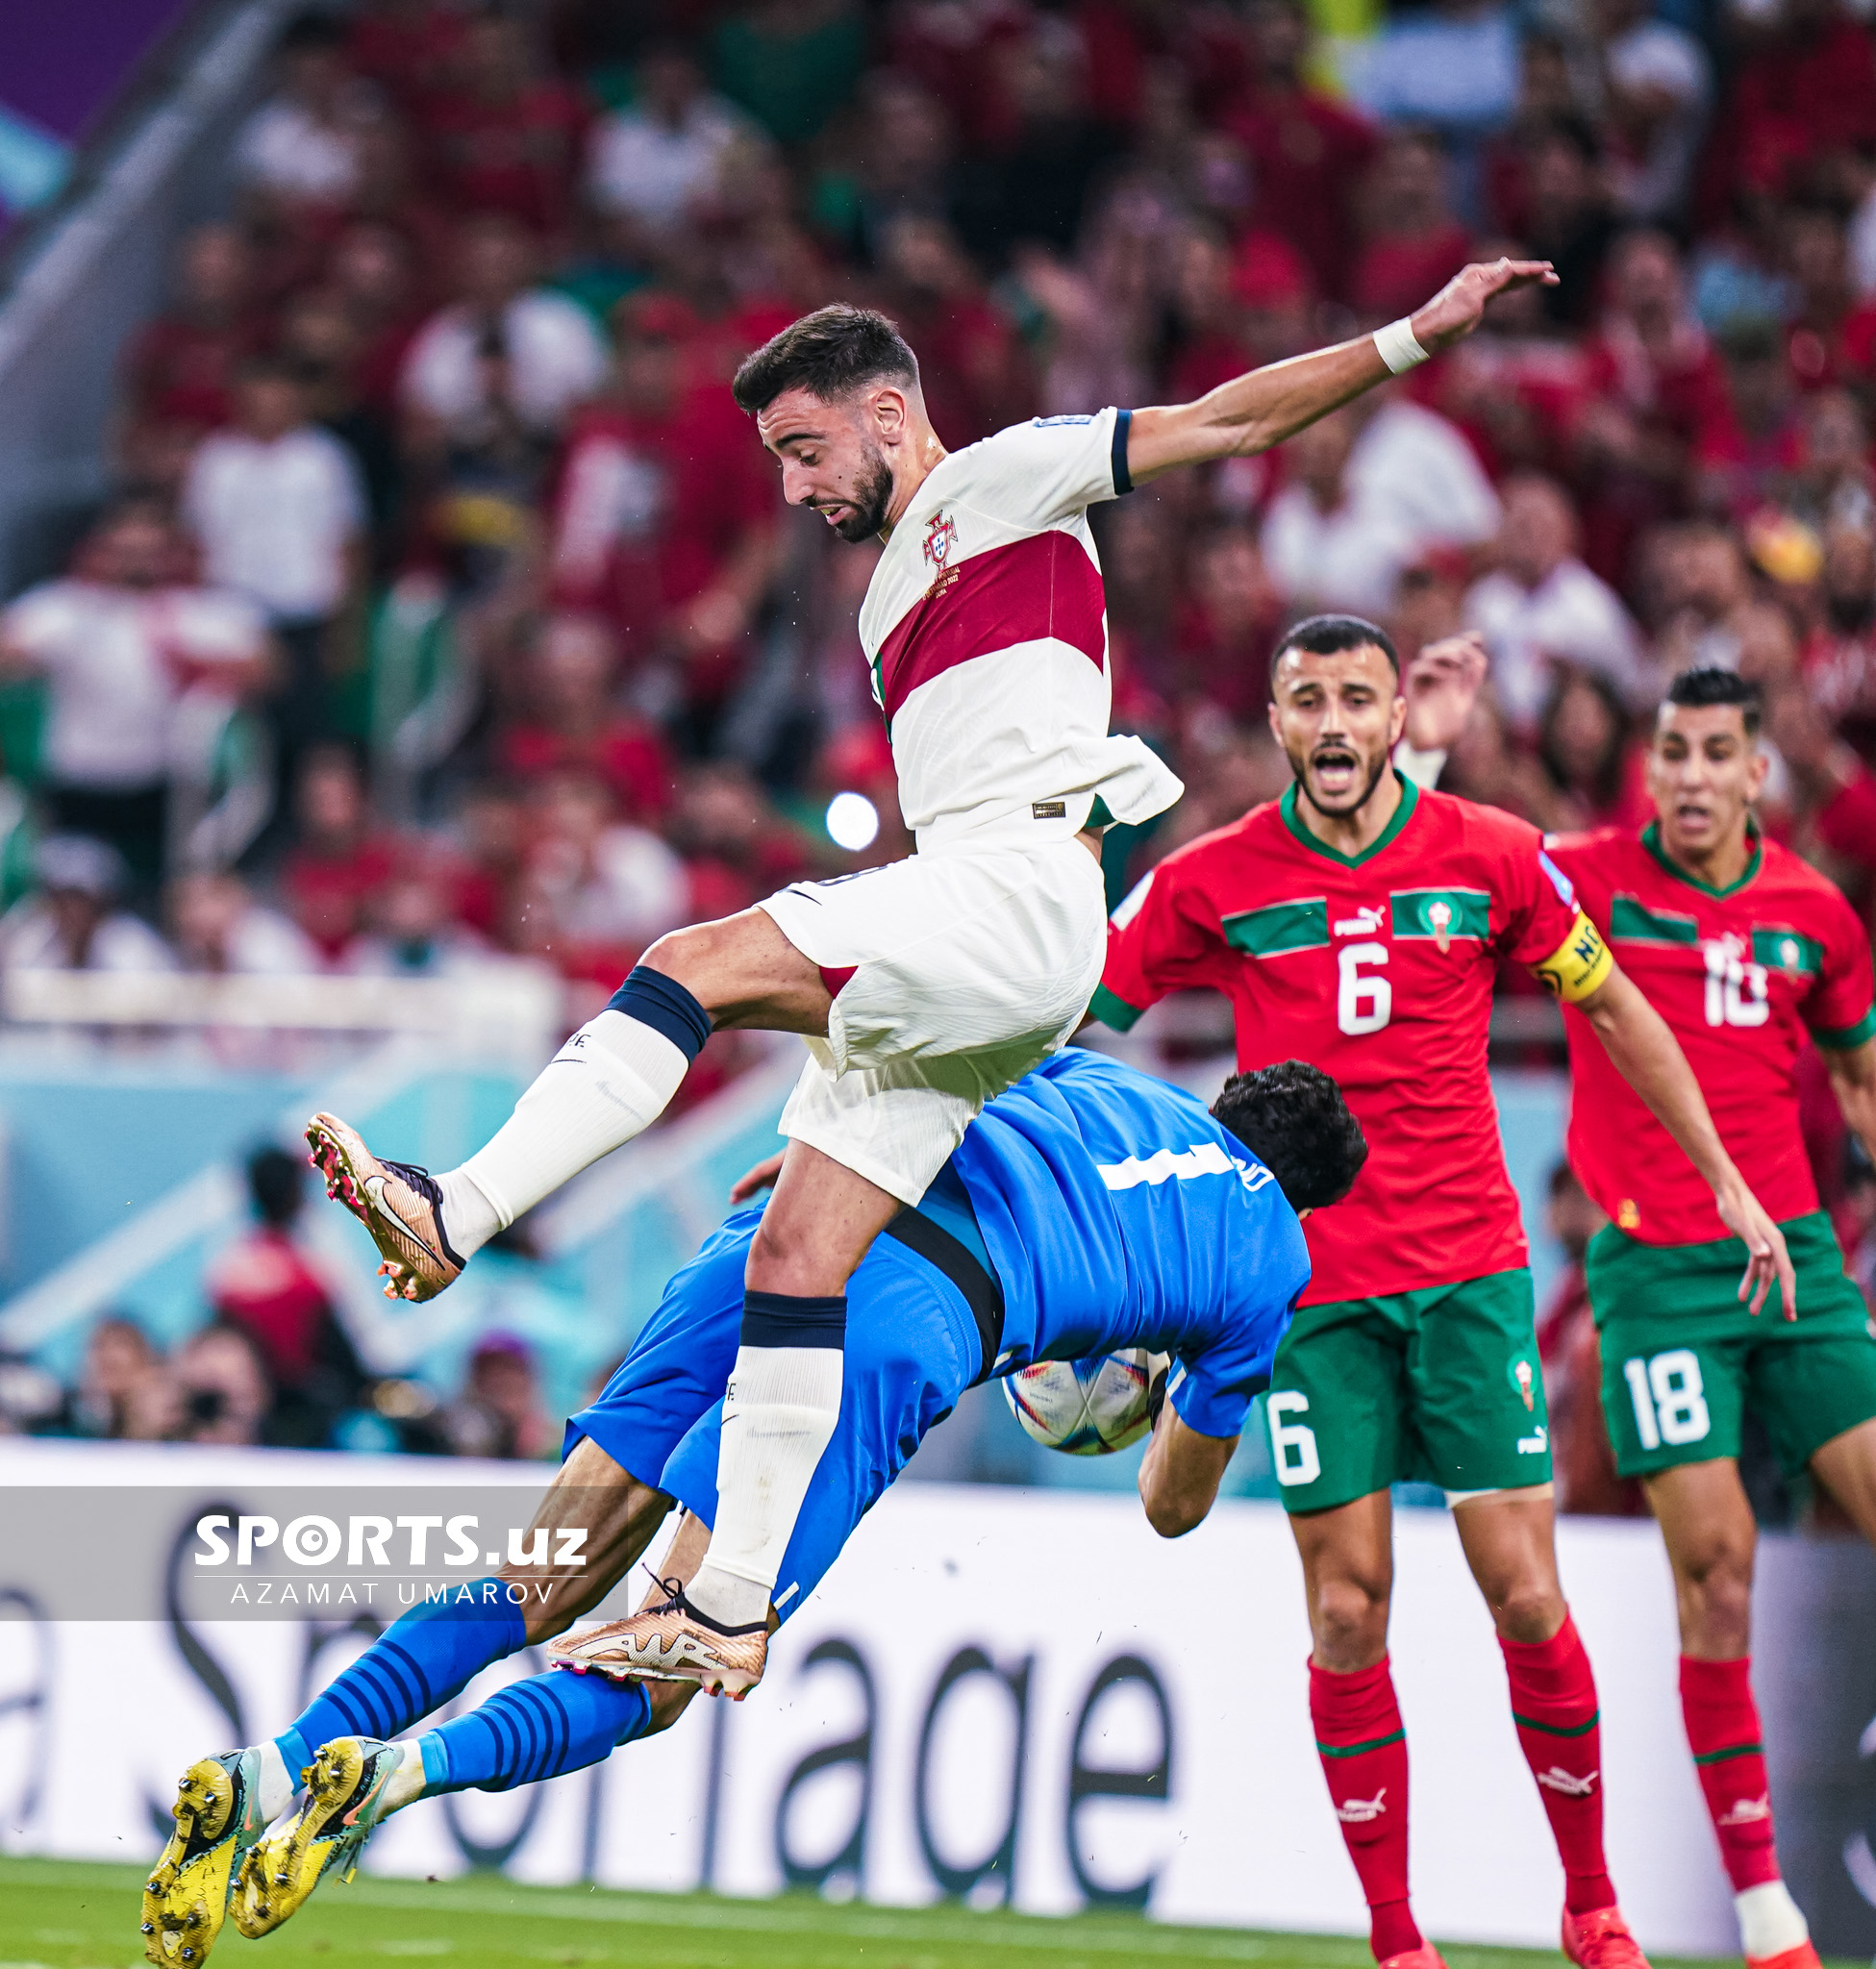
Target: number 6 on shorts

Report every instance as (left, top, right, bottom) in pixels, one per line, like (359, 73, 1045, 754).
(1268, 1390, 1322, 1485)
(1621, 1347, 1712, 1452)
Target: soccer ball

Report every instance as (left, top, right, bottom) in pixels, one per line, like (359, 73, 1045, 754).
(1001, 1348, 1170, 1455)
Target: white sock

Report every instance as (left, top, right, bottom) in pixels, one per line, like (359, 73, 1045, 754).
(435, 1167, 502, 1259)
(451, 1010, 690, 1243)
(687, 1345, 844, 1630)
(1737, 1881, 1808, 1960)
(382, 1738, 432, 1814)
(255, 1739, 294, 1823)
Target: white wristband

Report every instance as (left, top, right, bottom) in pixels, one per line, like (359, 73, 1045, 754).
(1374, 316, 1430, 374)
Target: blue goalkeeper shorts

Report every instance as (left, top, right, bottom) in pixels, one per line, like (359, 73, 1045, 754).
(564, 1204, 985, 1623)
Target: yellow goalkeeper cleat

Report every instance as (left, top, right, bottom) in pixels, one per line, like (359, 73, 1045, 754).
(233, 1735, 414, 1937)
(139, 1749, 272, 1965)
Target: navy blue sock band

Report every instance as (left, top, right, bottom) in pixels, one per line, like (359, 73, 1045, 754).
(741, 1288, 847, 1349)
(420, 1670, 652, 1794)
(606, 964, 713, 1061)
(274, 1578, 526, 1771)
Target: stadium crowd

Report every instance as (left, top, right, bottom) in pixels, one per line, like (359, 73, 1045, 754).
(10, 0, 1876, 1484)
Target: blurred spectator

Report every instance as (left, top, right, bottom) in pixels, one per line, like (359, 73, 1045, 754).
(1170, 524, 1283, 724)
(1348, 0, 1519, 152)
(443, 1333, 553, 1458)
(0, 835, 174, 973)
(234, 12, 366, 213)
(207, 1145, 367, 1448)
(1535, 1161, 1639, 1516)
(549, 299, 775, 720)
(586, 41, 755, 240)
(280, 745, 398, 961)
(1577, 230, 1736, 586)
(496, 614, 673, 821)
(0, 502, 268, 886)
(1351, 128, 1473, 322)
(70, 1316, 165, 1439)
(170, 869, 320, 974)
(1537, 671, 1646, 833)
(400, 213, 608, 464)
(343, 852, 503, 978)
(1221, 0, 1376, 303)
(1596, 0, 1711, 227)
(710, 0, 867, 147)
(1263, 392, 1499, 618)
(174, 1321, 273, 1447)
(183, 357, 369, 774)
(121, 223, 258, 430)
(950, 16, 1122, 268)
(522, 769, 689, 962)
(1463, 472, 1644, 728)
(416, 10, 589, 237)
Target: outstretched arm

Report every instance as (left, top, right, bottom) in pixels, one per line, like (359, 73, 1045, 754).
(1124, 258, 1557, 484)
(1575, 962, 1795, 1317)
(1138, 1396, 1238, 1536)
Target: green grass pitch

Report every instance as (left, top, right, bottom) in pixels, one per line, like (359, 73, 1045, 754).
(3, 1857, 1849, 1969)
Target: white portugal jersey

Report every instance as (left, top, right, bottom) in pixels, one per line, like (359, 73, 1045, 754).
(857, 408, 1185, 850)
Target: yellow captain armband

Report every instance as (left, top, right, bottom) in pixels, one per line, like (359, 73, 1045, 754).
(1533, 910, 1613, 1004)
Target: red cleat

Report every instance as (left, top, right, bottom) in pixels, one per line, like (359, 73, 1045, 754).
(1563, 1906, 1651, 1969)
(1746, 1946, 1822, 1969)
(1378, 1950, 1449, 1969)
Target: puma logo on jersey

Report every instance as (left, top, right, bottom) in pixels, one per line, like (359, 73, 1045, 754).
(1537, 1766, 1598, 1797)
(1518, 1425, 1548, 1454)
(1336, 1788, 1388, 1824)
(1334, 906, 1384, 936)
(1717, 1794, 1771, 1827)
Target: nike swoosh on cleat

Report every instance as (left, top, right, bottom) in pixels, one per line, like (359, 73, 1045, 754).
(363, 1178, 444, 1265)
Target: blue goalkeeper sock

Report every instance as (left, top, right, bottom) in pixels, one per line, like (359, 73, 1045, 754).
(415, 1671, 653, 1793)
(274, 1578, 527, 1774)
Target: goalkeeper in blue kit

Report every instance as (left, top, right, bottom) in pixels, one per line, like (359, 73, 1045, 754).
(142, 1047, 1363, 1964)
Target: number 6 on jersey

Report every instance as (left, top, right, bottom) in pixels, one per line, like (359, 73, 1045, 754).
(1338, 942, 1391, 1036)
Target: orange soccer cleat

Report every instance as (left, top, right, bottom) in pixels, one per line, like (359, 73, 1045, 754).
(1563, 1906, 1651, 1969)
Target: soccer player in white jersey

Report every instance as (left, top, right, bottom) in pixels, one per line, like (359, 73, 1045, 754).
(310, 258, 1557, 1697)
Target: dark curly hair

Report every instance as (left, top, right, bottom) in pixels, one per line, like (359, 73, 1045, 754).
(1211, 1059, 1367, 1212)
(732, 304, 919, 415)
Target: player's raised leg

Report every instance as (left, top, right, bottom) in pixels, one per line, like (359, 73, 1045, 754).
(310, 911, 827, 1300)
(1448, 1490, 1643, 1968)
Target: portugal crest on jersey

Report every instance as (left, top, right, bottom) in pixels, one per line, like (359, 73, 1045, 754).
(922, 509, 960, 595)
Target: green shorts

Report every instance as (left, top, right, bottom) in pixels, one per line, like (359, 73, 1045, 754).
(1265, 1268, 1551, 1514)
(1588, 1211, 1876, 1481)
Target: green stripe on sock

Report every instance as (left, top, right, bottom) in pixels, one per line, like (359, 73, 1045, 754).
(1692, 1741, 1763, 1765)
(1512, 1708, 1601, 1738)
(1315, 1729, 1406, 1758)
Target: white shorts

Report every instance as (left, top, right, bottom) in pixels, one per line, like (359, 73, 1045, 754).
(758, 837, 1107, 1204)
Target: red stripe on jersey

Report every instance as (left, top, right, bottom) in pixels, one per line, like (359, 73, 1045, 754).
(876, 530, 1105, 722)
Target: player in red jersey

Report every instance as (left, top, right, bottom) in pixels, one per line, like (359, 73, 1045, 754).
(1095, 615, 1792, 1969)
(1546, 668, 1876, 1969)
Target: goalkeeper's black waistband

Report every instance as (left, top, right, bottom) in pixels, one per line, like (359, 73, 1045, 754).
(881, 1166, 1005, 1386)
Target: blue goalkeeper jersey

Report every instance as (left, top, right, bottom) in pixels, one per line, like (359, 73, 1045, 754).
(950, 1047, 1310, 1439)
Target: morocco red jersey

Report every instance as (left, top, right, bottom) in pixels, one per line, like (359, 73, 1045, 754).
(1547, 823, 1875, 1245)
(1096, 778, 1587, 1303)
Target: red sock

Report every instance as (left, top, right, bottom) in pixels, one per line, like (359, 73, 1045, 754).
(1680, 1656, 1780, 1890)
(1310, 1656, 1420, 1963)
(1500, 1613, 1615, 1916)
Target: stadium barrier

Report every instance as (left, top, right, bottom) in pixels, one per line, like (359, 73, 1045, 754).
(4, 1436, 1873, 1956)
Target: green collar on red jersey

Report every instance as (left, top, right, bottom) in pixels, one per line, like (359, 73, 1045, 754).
(1640, 816, 1763, 899)
(1279, 771, 1419, 867)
